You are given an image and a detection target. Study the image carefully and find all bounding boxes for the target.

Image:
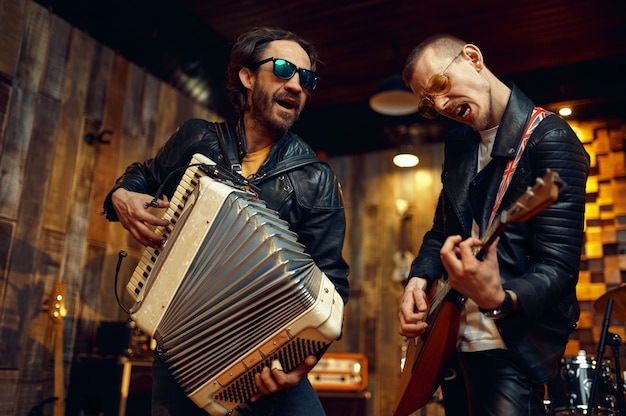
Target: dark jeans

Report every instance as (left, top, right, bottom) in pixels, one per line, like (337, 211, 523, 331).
(441, 349, 546, 416)
(151, 349, 326, 416)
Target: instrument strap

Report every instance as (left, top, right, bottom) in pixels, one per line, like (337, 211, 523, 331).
(256, 154, 322, 182)
(213, 121, 321, 194)
(215, 121, 246, 176)
(487, 107, 552, 227)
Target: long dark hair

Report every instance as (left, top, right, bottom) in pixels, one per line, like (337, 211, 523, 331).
(226, 27, 319, 116)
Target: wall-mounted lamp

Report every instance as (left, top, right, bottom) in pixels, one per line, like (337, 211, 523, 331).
(369, 74, 420, 116)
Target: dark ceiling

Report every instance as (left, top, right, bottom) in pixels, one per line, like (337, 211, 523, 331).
(36, 0, 626, 156)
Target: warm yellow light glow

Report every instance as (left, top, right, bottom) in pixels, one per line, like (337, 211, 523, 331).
(559, 107, 573, 117)
(414, 170, 433, 187)
(393, 153, 419, 168)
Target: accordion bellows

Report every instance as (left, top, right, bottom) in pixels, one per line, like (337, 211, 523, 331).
(127, 154, 344, 415)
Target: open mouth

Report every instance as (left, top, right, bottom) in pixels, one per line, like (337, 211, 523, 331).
(457, 103, 470, 119)
(276, 97, 298, 110)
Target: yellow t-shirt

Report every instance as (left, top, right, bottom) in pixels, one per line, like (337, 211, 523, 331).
(241, 145, 272, 178)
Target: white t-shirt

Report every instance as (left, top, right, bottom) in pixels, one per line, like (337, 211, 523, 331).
(458, 125, 507, 352)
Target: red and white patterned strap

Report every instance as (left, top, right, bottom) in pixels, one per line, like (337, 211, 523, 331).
(487, 107, 553, 227)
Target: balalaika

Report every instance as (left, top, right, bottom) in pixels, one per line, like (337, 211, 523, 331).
(126, 154, 344, 415)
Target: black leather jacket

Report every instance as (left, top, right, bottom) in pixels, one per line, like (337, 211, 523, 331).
(103, 118, 350, 304)
(409, 85, 590, 384)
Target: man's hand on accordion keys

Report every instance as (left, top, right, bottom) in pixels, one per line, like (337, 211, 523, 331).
(250, 355, 318, 402)
(111, 188, 170, 249)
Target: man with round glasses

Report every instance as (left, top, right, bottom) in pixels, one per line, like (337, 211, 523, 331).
(103, 27, 349, 416)
(398, 34, 589, 414)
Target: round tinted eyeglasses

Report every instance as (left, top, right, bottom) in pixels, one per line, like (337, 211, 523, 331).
(249, 57, 319, 91)
(418, 51, 462, 119)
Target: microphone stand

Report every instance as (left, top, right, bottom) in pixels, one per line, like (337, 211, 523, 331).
(588, 297, 613, 414)
(608, 332, 625, 415)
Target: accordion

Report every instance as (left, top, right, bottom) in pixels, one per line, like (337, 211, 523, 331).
(126, 154, 344, 415)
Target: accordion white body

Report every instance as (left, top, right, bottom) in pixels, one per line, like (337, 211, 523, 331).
(127, 154, 344, 415)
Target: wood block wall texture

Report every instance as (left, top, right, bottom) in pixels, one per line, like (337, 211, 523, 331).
(0, 1, 217, 415)
(569, 119, 626, 360)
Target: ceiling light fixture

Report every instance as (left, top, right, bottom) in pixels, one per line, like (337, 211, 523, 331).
(393, 152, 419, 168)
(369, 74, 420, 116)
(393, 141, 419, 168)
(558, 106, 573, 117)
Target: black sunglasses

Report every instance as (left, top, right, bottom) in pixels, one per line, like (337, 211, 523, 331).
(249, 57, 319, 91)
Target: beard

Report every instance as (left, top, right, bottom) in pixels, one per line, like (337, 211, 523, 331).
(249, 86, 301, 135)
(472, 111, 490, 132)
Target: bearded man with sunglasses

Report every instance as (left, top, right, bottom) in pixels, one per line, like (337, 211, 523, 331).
(103, 27, 349, 416)
(398, 34, 589, 415)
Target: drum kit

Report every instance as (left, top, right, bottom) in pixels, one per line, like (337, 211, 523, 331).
(546, 287, 626, 415)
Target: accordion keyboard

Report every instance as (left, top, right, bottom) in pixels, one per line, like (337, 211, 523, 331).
(126, 153, 213, 300)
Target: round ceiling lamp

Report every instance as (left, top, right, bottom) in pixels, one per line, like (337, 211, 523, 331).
(393, 152, 419, 168)
(392, 139, 419, 168)
(369, 74, 420, 116)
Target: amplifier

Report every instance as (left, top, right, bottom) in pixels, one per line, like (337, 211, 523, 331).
(66, 356, 152, 416)
(308, 352, 368, 391)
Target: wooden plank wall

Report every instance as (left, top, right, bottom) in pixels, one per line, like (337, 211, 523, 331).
(0, 1, 217, 414)
(327, 145, 444, 416)
(0, 1, 625, 416)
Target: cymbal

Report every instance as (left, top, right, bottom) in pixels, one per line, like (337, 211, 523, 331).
(594, 286, 626, 320)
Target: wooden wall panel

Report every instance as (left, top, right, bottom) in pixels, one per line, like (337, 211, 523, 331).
(59, 115, 100, 362)
(0, 2, 50, 220)
(0, 90, 62, 415)
(139, 74, 162, 152)
(0, 0, 27, 77)
(86, 54, 128, 245)
(0, 2, 223, 414)
(152, 84, 181, 154)
(16, 228, 64, 414)
(40, 16, 71, 100)
(0, 220, 12, 274)
(327, 154, 362, 355)
(16, 313, 55, 414)
(0, 369, 19, 416)
(84, 43, 114, 122)
(16, 1, 50, 87)
(44, 29, 96, 232)
(0, 73, 11, 143)
(109, 64, 149, 253)
(121, 64, 147, 141)
(1, 92, 61, 364)
(72, 242, 107, 356)
(327, 146, 442, 416)
(0, 220, 13, 332)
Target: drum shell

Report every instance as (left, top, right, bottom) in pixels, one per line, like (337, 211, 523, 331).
(547, 353, 617, 415)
